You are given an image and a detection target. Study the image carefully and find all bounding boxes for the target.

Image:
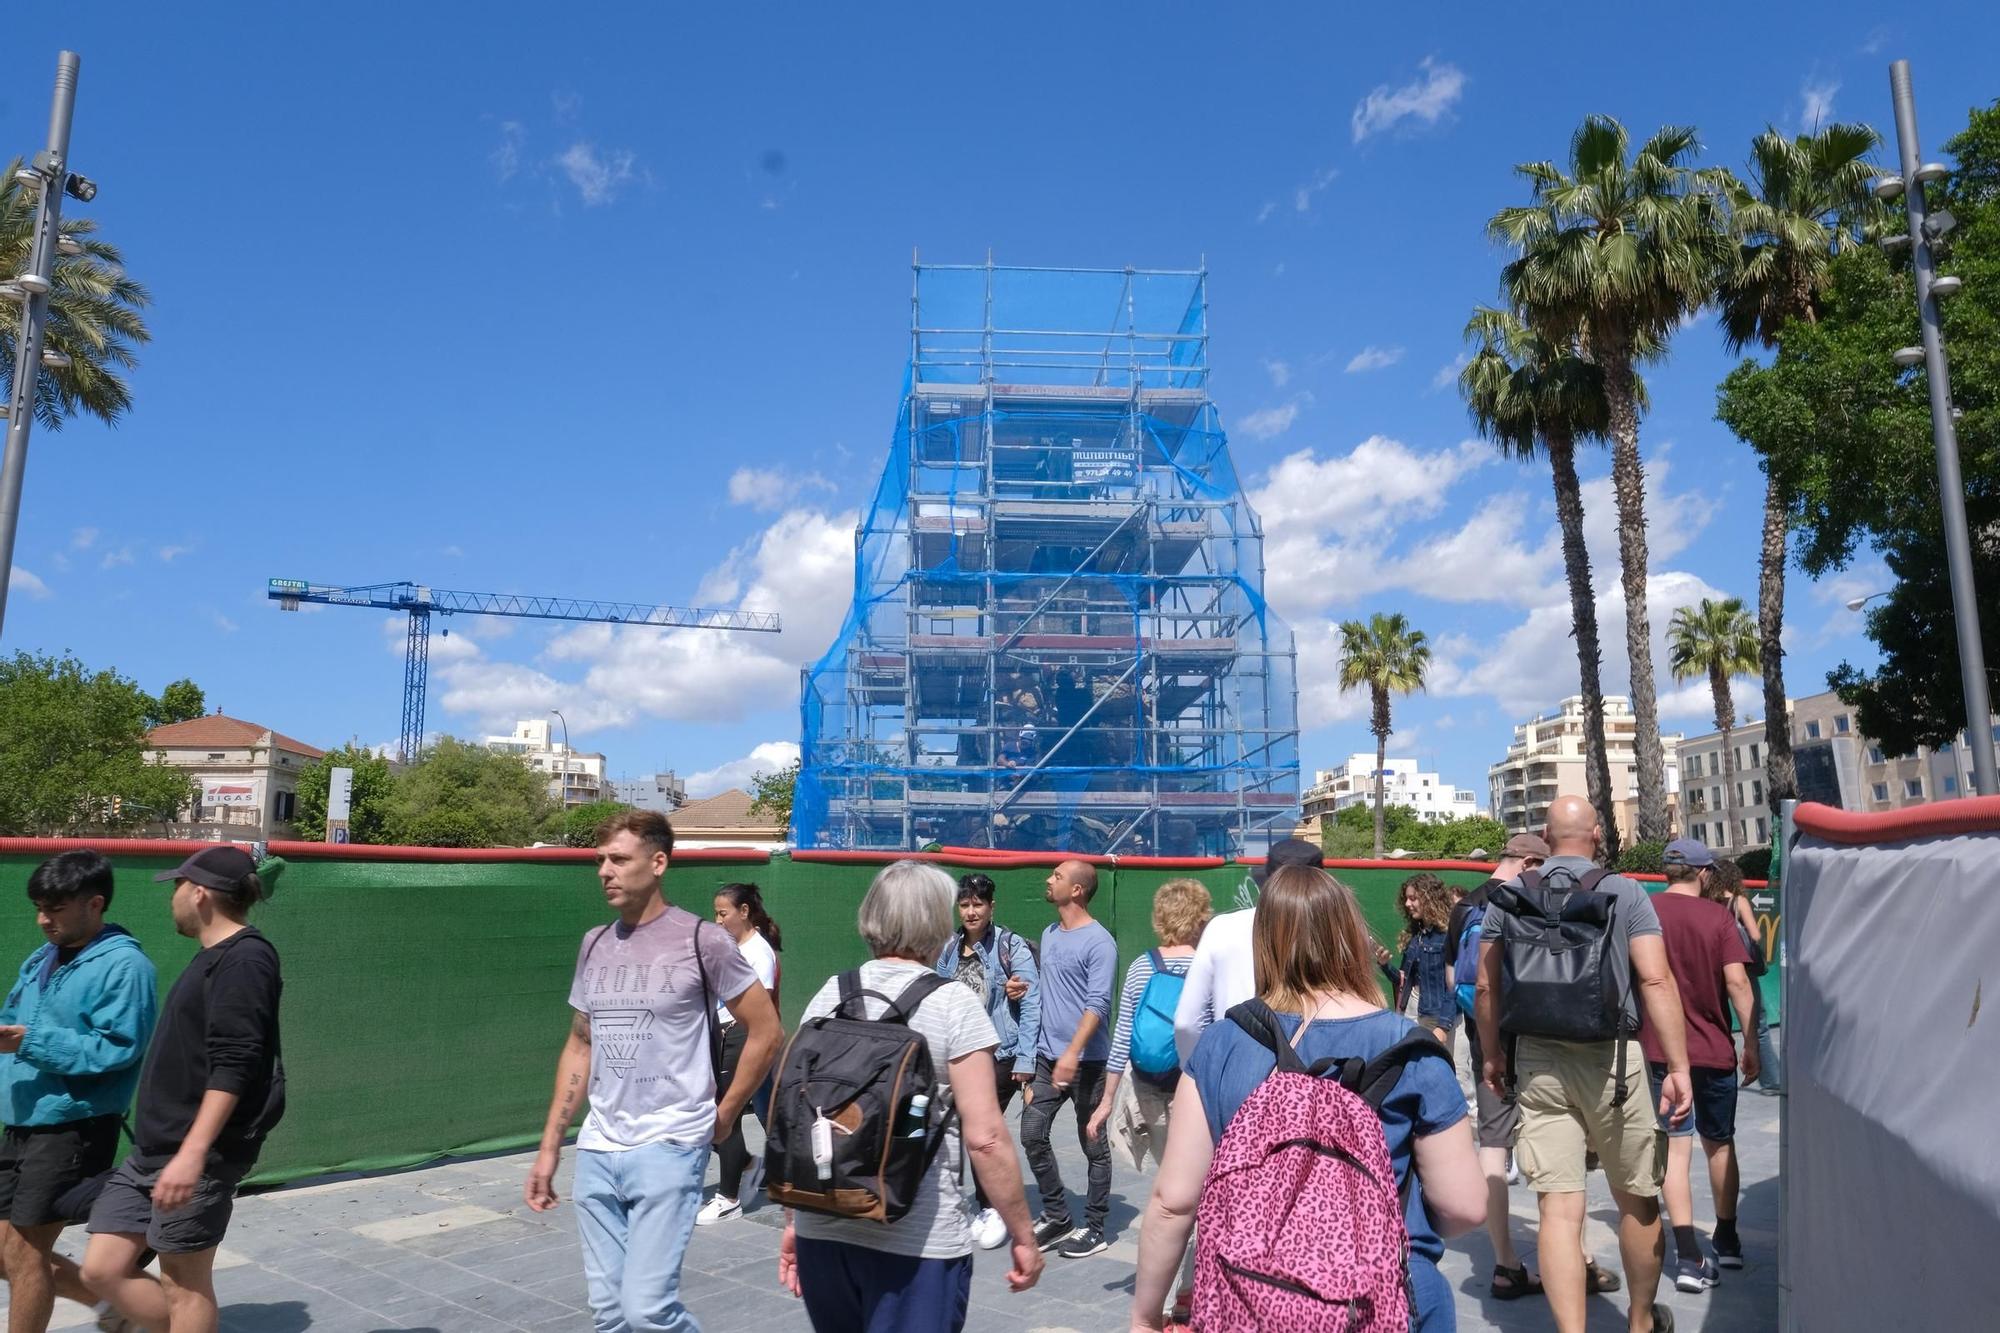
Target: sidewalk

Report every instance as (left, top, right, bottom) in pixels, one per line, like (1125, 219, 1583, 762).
(12, 1091, 1779, 1332)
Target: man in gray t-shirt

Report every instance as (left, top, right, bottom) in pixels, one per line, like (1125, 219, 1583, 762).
(1473, 795, 1692, 1333)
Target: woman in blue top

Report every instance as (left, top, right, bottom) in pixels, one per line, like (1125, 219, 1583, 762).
(1127, 865, 1486, 1332)
(1395, 872, 1458, 1049)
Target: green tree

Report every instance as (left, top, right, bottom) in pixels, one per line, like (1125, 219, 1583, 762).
(1336, 614, 1432, 859)
(0, 160, 151, 429)
(1460, 305, 1624, 859)
(1321, 804, 1508, 860)
(146, 677, 207, 727)
(1718, 101, 2000, 753)
(749, 757, 799, 832)
(1667, 597, 1760, 842)
(1491, 115, 1732, 841)
(1714, 122, 1883, 823)
(292, 744, 396, 844)
(0, 651, 195, 833)
(1429, 813, 1511, 859)
(387, 736, 554, 848)
(541, 799, 630, 848)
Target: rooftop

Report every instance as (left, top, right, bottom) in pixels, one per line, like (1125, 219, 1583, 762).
(149, 713, 325, 760)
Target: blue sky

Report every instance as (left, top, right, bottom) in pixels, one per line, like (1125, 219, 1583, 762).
(6, 3, 1996, 803)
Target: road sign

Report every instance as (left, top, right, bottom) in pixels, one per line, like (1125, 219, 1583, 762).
(328, 766, 354, 823)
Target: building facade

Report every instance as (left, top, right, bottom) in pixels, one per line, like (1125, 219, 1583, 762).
(612, 772, 687, 813)
(1489, 695, 1681, 844)
(147, 713, 325, 841)
(483, 720, 611, 808)
(666, 789, 788, 850)
(1302, 754, 1481, 826)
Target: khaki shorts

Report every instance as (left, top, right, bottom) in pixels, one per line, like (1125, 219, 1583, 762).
(1512, 1036, 1663, 1196)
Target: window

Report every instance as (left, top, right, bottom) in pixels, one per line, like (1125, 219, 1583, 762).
(1711, 786, 1723, 812)
(1835, 713, 1851, 734)
(1692, 823, 1705, 843)
(1755, 817, 1768, 843)
(1905, 778, 1924, 799)
(1750, 743, 1761, 767)
(272, 791, 296, 822)
(1868, 745, 1885, 764)
(1945, 775, 1959, 794)
(1806, 720, 1822, 740)
(1752, 780, 1764, 805)
(1872, 782, 1890, 802)
(207, 752, 226, 761)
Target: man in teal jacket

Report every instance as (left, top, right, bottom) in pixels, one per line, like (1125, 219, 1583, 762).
(0, 850, 157, 1333)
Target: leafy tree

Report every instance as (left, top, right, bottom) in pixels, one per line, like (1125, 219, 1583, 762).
(0, 160, 151, 429)
(1616, 839, 1666, 874)
(748, 757, 799, 832)
(1428, 814, 1512, 859)
(1460, 305, 1624, 858)
(0, 652, 195, 833)
(1667, 597, 1760, 842)
(1736, 847, 1774, 880)
(1714, 122, 1883, 822)
(541, 799, 630, 848)
(146, 678, 207, 727)
(1320, 804, 1509, 860)
(1491, 116, 1733, 841)
(386, 736, 553, 848)
(1717, 101, 2000, 753)
(1335, 614, 1432, 859)
(292, 744, 395, 844)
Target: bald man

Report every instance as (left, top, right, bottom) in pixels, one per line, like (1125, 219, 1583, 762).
(1475, 796, 1693, 1333)
(1019, 860, 1118, 1258)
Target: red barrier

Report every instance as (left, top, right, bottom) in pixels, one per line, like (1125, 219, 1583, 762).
(1792, 796, 2000, 845)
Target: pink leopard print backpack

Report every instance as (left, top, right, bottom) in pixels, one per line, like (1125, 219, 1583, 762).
(1191, 1001, 1450, 1331)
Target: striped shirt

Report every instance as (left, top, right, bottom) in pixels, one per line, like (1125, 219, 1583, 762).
(1107, 950, 1192, 1076)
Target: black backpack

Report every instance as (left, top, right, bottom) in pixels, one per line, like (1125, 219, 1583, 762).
(764, 970, 955, 1223)
(1487, 866, 1637, 1101)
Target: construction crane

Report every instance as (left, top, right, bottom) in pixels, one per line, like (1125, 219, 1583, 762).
(269, 578, 781, 762)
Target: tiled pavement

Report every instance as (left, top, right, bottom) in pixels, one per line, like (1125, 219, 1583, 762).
(11, 1067, 1779, 1332)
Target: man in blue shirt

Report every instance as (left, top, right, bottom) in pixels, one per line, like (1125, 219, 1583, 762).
(1019, 860, 1117, 1259)
(0, 851, 157, 1333)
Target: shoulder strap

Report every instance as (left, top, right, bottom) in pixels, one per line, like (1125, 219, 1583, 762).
(995, 927, 1017, 979)
(1517, 869, 1543, 894)
(1225, 999, 1310, 1076)
(1575, 867, 1613, 892)
(884, 972, 951, 1025)
(1340, 1030, 1453, 1113)
(1147, 947, 1163, 973)
(692, 919, 723, 1074)
(580, 922, 615, 969)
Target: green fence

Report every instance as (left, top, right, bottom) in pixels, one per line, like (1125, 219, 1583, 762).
(0, 842, 1763, 1186)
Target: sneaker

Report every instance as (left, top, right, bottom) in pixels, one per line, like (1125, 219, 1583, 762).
(1712, 1231, 1744, 1269)
(694, 1193, 742, 1226)
(971, 1207, 1008, 1250)
(1057, 1227, 1108, 1259)
(1033, 1215, 1075, 1251)
(1674, 1257, 1719, 1293)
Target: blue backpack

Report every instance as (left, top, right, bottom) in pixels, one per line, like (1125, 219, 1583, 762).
(1128, 950, 1186, 1076)
(1453, 906, 1485, 1018)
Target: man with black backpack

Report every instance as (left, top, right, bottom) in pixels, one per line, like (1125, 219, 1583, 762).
(1474, 796, 1694, 1333)
(80, 846, 284, 1333)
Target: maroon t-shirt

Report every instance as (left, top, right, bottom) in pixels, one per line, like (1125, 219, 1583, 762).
(1640, 891, 1754, 1071)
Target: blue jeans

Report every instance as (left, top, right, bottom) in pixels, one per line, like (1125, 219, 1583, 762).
(794, 1236, 972, 1333)
(573, 1139, 708, 1332)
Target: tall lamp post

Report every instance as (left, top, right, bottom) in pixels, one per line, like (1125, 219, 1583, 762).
(549, 708, 570, 808)
(1875, 59, 1998, 795)
(0, 51, 92, 642)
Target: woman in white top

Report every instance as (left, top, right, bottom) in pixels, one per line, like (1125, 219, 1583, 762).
(777, 859, 1043, 1331)
(697, 882, 783, 1225)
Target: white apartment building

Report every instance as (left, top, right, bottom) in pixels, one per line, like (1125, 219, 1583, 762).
(1488, 695, 1681, 843)
(612, 772, 687, 813)
(484, 719, 611, 808)
(1302, 754, 1481, 825)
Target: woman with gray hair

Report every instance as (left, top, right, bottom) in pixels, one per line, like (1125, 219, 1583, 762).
(777, 860, 1043, 1330)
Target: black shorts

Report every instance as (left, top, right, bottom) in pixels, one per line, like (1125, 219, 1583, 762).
(0, 1115, 122, 1228)
(86, 1154, 252, 1254)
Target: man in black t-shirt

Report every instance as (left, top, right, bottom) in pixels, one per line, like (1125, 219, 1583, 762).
(82, 846, 283, 1333)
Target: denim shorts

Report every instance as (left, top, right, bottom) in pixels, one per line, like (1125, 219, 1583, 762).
(1647, 1063, 1739, 1143)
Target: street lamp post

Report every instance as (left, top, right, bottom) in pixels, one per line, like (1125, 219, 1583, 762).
(549, 708, 570, 807)
(0, 51, 83, 642)
(1880, 59, 1999, 795)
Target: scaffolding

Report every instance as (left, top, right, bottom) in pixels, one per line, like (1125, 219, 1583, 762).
(793, 262, 1300, 856)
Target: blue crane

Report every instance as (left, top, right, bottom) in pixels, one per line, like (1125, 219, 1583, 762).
(268, 578, 781, 762)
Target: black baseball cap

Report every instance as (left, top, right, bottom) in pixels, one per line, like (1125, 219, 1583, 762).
(1251, 836, 1325, 886)
(153, 845, 258, 894)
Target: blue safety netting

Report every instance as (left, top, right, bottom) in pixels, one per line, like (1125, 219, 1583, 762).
(795, 264, 1299, 856)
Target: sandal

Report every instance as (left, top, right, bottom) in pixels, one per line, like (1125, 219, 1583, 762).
(1586, 1260, 1623, 1293)
(1490, 1262, 1544, 1300)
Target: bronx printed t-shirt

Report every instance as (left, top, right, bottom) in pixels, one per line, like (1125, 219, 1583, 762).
(792, 959, 999, 1260)
(1481, 855, 1661, 1032)
(1639, 891, 1753, 1071)
(568, 904, 759, 1152)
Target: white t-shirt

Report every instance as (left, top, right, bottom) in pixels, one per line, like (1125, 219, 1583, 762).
(567, 905, 759, 1152)
(718, 930, 779, 1024)
(1173, 906, 1256, 1065)
(791, 959, 998, 1260)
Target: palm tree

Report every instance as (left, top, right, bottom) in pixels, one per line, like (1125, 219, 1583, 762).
(1715, 123, 1882, 830)
(1489, 115, 1732, 842)
(1337, 613, 1431, 859)
(0, 159, 150, 429)
(1668, 597, 1760, 848)
(1459, 306, 1622, 858)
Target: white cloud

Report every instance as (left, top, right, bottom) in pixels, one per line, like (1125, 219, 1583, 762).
(158, 544, 191, 563)
(442, 544, 465, 558)
(491, 121, 525, 182)
(210, 611, 239, 634)
(1577, 448, 1722, 589)
(686, 741, 800, 798)
(1255, 200, 1278, 224)
(1386, 494, 1563, 607)
(1236, 400, 1305, 441)
(556, 141, 637, 206)
(8, 566, 49, 600)
(1263, 358, 1292, 389)
(1656, 673, 1761, 728)
(99, 547, 134, 570)
(1431, 353, 1469, 391)
(1800, 79, 1839, 128)
(1345, 345, 1405, 374)
(551, 90, 583, 124)
(727, 466, 836, 513)
(70, 527, 98, 551)
(1351, 57, 1467, 143)
(1293, 166, 1339, 213)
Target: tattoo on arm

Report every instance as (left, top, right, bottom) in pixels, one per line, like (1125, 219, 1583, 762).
(571, 1010, 591, 1044)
